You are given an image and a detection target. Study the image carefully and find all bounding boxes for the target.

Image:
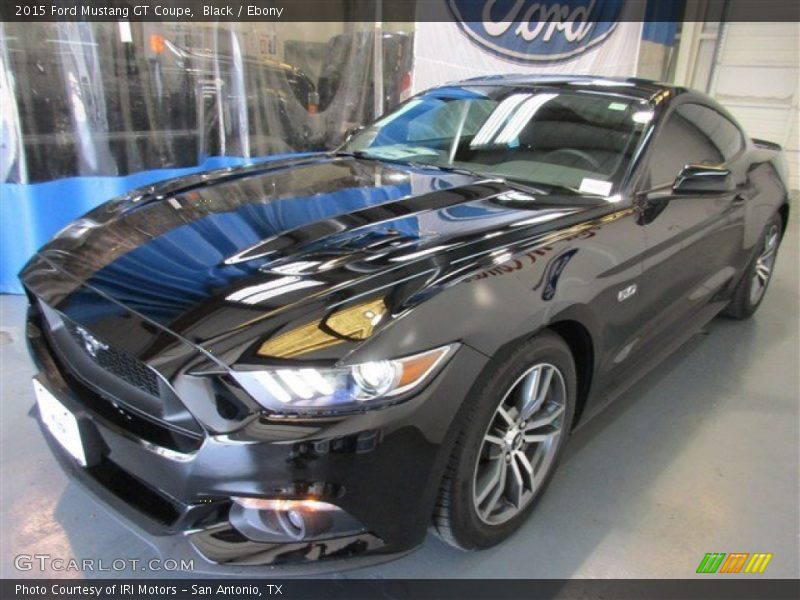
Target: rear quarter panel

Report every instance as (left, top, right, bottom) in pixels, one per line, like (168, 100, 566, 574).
(743, 148, 791, 250)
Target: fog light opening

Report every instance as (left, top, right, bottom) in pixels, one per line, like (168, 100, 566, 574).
(229, 496, 363, 543)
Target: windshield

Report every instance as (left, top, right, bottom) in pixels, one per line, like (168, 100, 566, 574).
(343, 85, 652, 195)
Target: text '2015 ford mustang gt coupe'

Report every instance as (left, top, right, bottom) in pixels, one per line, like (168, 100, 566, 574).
(20, 76, 790, 571)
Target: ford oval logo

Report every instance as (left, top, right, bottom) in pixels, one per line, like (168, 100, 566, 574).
(447, 0, 624, 62)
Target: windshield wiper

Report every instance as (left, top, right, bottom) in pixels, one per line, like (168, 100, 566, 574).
(403, 162, 583, 193)
(333, 153, 588, 195)
(331, 150, 383, 161)
(332, 153, 486, 179)
(405, 161, 488, 179)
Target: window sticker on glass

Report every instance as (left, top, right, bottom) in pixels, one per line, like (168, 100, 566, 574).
(579, 178, 613, 196)
(608, 102, 627, 111)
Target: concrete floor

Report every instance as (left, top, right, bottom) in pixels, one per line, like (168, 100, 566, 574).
(1, 209, 798, 580)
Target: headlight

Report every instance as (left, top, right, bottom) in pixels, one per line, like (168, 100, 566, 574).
(232, 345, 456, 414)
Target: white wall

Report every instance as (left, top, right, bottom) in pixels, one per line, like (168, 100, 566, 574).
(708, 22, 800, 190)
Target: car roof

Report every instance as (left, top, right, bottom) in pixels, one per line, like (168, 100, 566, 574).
(446, 74, 684, 102)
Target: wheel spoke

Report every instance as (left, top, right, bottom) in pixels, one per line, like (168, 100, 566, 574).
(524, 404, 565, 432)
(483, 433, 505, 447)
(514, 450, 536, 491)
(524, 424, 560, 443)
(475, 457, 505, 505)
(529, 444, 545, 472)
(755, 263, 771, 284)
(518, 367, 541, 419)
(496, 405, 516, 427)
(520, 366, 554, 421)
(507, 459, 525, 508)
(481, 460, 507, 518)
(765, 232, 779, 253)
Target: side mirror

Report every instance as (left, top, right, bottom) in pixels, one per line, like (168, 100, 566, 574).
(673, 164, 735, 194)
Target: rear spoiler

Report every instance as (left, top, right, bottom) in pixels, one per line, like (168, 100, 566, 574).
(752, 137, 782, 152)
(752, 138, 790, 192)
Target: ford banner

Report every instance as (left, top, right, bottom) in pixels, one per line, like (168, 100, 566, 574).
(447, 0, 626, 62)
(413, 0, 644, 92)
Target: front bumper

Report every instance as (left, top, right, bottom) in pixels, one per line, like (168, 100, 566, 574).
(25, 304, 488, 572)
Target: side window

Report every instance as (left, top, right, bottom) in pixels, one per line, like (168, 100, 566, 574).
(647, 107, 724, 186)
(676, 103, 745, 161)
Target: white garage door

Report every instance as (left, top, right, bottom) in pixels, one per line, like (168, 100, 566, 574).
(708, 22, 800, 190)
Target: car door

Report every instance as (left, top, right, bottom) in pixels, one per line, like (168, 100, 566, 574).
(634, 102, 747, 352)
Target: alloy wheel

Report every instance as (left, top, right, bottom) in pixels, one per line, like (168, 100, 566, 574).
(750, 224, 779, 305)
(472, 363, 567, 525)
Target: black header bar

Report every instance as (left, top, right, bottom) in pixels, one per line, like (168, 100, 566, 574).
(3, 579, 800, 600)
(1, 0, 798, 23)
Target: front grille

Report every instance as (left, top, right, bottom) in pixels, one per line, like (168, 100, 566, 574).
(30, 297, 205, 444)
(35, 315, 203, 452)
(63, 320, 161, 397)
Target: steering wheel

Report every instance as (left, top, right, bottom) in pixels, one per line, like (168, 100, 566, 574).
(543, 148, 601, 171)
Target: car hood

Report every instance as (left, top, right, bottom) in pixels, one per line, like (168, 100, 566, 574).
(22, 154, 608, 366)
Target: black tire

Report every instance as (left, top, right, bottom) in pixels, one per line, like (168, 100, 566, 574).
(433, 330, 577, 550)
(723, 212, 783, 319)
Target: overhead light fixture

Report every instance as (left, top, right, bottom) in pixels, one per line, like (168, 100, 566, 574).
(226, 277, 323, 305)
(494, 94, 557, 145)
(471, 93, 531, 147)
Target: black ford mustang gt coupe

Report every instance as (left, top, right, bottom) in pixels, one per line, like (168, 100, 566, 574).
(21, 76, 790, 571)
